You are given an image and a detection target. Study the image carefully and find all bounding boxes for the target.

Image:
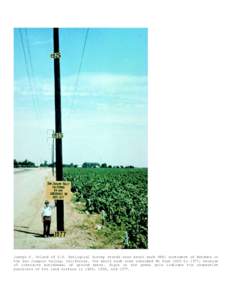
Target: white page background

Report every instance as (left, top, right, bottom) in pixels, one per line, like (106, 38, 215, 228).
(0, 0, 232, 299)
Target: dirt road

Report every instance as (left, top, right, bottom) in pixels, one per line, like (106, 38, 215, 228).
(14, 168, 59, 249)
(14, 168, 120, 249)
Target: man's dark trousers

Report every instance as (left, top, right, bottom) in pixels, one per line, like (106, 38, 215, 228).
(43, 216, 51, 237)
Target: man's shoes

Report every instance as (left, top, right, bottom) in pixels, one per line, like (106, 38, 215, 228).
(43, 234, 50, 238)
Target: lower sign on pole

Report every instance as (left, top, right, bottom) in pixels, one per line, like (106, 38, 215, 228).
(46, 181, 72, 201)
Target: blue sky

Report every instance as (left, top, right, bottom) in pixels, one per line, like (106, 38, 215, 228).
(14, 28, 147, 167)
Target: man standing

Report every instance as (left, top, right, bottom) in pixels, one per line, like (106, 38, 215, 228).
(41, 200, 56, 237)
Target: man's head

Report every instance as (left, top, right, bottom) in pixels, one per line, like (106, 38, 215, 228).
(45, 200, 49, 206)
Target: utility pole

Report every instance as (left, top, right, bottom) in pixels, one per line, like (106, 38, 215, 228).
(52, 130, 55, 177)
(47, 129, 55, 176)
(52, 28, 64, 232)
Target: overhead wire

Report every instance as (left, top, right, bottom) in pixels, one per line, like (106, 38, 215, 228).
(18, 28, 54, 165)
(24, 28, 42, 114)
(64, 29, 103, 164)
(18, 29, 41, 122)
(66, 28, 89, 121)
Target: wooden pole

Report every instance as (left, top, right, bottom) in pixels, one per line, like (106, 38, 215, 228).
(53, 28, 64, 232)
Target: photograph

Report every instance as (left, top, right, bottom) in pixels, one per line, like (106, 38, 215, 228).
(1, 0, 231, 299)
(14, 27, 148, 249)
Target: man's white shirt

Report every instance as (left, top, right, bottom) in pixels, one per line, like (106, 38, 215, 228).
(41, 203, 55, 217)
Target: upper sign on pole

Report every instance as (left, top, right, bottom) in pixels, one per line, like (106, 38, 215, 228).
(46, 181, 72, 201)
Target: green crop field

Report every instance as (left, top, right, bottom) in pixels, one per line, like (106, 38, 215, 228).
(64, 167, 148, 249)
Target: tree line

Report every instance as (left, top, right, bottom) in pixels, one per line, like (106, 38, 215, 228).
(14, 159, 35, 168)
(14, 159, 134, 169)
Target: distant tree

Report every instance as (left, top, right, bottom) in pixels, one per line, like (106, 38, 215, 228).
(14, 159, 18, 168)
(40, 160, 48, 167)
(82, 162, 100, 168)
(108, 165, 112, 168)
(15, 159, 35, 168)
(101, 163, 107, 168)
(120, 165, 124, 168)
(22, 159, 29, 166)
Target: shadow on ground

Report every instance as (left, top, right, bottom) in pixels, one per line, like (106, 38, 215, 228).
(14, 227, 54, 238)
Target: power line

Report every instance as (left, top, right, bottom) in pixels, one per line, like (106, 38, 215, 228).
(18, 29, 40, 121)
(24, 29, 41, 107)
(66, 28, 89, 120)
(24, 29, 42, 117)
(24, 29, 35, 80)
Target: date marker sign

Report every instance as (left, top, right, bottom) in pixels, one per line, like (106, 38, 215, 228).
(46, 181, 72, 201)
